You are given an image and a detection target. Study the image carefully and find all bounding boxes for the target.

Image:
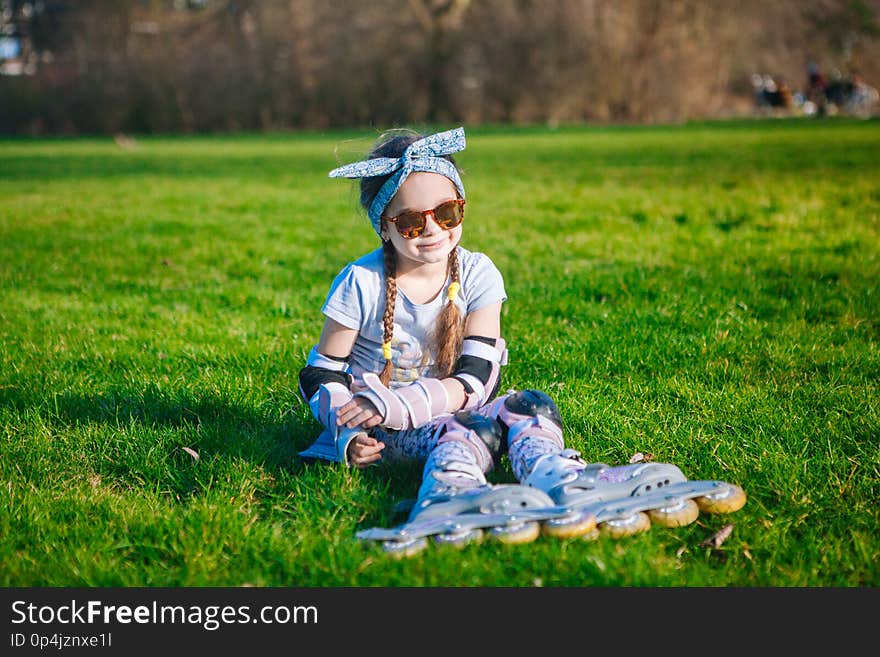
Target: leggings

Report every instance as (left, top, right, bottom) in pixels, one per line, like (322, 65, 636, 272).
(371, 391, 563, 484)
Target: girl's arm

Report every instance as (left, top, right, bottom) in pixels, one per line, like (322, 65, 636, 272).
(440, 300, 503, 410)
(316, 317, 359, 359)
(305, 318, 386, 468)
(297, 317, 358, 404)
(342, 300, 506, 432)
(340, 301, 507, 429)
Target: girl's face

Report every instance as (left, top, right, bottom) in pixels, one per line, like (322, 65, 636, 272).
(381, 172, 463, 270)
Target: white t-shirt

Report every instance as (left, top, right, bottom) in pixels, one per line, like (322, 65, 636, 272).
(321, 245, 507, 388)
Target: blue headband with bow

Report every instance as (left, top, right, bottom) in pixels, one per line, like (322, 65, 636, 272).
(328, 127, 467, 235)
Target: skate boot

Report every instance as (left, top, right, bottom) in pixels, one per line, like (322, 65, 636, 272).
(524, 450, 747, 539)
(486, 390, 601, 539)
(356, 412, 595, 557)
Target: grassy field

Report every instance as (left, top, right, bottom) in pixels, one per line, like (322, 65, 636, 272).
(1, 119, 878, 587)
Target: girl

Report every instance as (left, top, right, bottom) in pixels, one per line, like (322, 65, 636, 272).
(298, 127, 594, 529)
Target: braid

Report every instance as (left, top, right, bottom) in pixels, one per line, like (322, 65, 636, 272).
(380, 239, 398, 386)
(430, 247, 465, 378)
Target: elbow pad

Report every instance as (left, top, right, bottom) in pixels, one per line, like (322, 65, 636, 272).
(451, 336, 508, 410)
(298, 346, 352, 402)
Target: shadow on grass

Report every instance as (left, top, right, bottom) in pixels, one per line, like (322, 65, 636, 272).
(0, 382, 638, 536)
(0, 384, 424, 526)
(0, 384, 320, 470)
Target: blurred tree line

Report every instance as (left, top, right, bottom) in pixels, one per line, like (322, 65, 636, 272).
(1, 0, 879, 135)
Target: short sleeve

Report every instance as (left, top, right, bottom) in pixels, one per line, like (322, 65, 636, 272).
(462, 252, 507, 313)
(321, 264, 363, 331)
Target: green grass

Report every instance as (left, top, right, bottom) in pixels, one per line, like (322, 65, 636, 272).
(1, 119, 878, 586)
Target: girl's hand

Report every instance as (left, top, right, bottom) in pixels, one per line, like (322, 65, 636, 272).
(336, 397, 383, 429)
(346, 434, 386, 469)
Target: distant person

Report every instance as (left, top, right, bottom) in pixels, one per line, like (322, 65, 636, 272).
(806, 62, 829, 115)
(807, 62, 827, 96)
(296, 127, 598, 546)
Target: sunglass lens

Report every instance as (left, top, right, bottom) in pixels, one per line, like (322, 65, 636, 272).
(396, 211, 425, 239)
(435, 200, 464, 228)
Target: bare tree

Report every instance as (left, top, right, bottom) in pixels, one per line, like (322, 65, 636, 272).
(3, 0, 879, 134)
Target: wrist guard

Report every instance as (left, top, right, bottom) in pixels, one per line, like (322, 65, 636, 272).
(354, 373, 449, 431)
(298, 382, 362, 464)
(298, 346, 352, 403)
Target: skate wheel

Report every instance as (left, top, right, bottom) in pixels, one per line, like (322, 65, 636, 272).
(488, 520, 541, 545)
(382, 536, 428, 559)
(696, 484, 747, 514)
(600, 512, 651, 538)
(433, 528, 484, 549)
(580, 527, 601, 542)
(541, 511, 597, 539)
(649, 498, 700, 528)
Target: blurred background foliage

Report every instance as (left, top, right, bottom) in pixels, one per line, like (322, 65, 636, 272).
(1, 0, 879, 135)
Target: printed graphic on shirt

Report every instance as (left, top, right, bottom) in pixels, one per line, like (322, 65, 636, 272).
(320, 246, 507, 389)
(390, 323, 434, 382)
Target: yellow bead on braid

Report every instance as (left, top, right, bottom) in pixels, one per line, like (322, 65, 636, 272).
(382, 341, 393, 360)
(447, 281, 460, 303)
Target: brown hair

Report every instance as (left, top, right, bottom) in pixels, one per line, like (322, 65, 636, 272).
(360, 131, 464, 386)
(428, 247, 465, 381)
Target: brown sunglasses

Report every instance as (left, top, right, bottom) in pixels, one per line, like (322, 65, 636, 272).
(383, 199, 465, 239)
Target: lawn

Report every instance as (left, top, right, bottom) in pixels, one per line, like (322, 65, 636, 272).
(1, 119, 877, 586)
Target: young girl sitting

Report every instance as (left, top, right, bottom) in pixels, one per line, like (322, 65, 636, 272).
(297, 127, 594, 532)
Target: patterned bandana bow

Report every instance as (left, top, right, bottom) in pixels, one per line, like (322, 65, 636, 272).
(328, 127, 467, 235)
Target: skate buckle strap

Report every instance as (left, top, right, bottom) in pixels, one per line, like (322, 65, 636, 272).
(560, 448, 587, 464)
(435, 417, 497, 471)
(522, 451, 615, 503)
(507, 414, 564, 446)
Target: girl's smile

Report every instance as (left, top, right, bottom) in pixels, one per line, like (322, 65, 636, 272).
(416, 232, 453, 250)
(381, 172, 463, 274)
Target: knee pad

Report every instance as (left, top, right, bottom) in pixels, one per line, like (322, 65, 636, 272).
(436, 411, 504, 470)
(503, 389, 563, 426)
(488, 389, 564, 450)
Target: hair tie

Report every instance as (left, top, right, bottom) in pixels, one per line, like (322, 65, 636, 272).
(447, 281, 460, 303)
(382, 342, 393, 360)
